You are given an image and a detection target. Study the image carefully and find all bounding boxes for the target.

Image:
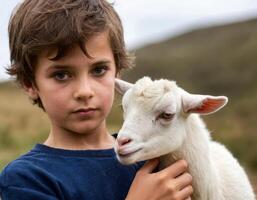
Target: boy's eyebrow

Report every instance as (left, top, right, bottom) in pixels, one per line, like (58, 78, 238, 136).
(91, 60, 112, 67)
(46, 64, 71, 72)
(46, 59, 112, 72)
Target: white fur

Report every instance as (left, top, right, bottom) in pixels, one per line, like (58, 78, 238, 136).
(114, 77, 255, 200)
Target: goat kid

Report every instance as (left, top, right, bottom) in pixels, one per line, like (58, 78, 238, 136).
(114, 77, 255, 200)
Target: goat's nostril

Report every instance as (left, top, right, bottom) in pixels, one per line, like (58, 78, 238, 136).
(117, 138, 132, 146)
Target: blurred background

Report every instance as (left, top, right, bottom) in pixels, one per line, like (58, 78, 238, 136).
(0, 0, 257, 194)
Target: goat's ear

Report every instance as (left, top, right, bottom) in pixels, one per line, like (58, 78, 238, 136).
(182, 93, 228, 115)
(115, 79, 134, 95)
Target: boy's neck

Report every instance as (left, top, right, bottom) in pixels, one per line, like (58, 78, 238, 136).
(44, 124, 115, 150)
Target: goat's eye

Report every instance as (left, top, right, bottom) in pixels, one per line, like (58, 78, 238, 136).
(158, 112, 174, 120)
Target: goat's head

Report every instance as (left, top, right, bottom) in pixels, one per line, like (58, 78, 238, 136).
(114, 77, 228, 165)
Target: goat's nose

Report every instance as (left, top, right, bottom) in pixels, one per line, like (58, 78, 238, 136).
(117, 137, 132, 147)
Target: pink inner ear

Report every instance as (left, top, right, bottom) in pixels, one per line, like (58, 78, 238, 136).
(187, 98, 225, 114)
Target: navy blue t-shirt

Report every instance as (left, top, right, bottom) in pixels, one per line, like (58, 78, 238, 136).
(0, 143, 144, 200)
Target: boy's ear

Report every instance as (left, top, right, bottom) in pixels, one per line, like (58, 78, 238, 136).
(115, 79, 133, 95)
(182, 92, 228, 115)
(22, 82, 39, 101)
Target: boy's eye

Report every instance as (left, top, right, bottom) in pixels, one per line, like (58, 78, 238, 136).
(52, 71, 71, 81)
(91, 66, 108, 76)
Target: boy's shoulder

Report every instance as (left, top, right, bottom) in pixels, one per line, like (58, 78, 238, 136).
(0, 147, 46, 189)
(0, 146, 67, 199)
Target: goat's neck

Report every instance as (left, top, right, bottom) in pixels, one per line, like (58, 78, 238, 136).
(159, 114, 218, 199)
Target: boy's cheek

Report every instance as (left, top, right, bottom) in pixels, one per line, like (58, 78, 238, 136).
(100, 81, 115, 111)
(102, 88, 115, 109)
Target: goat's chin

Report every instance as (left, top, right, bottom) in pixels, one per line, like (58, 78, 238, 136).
(116, 152, 147, 165)
(116, 151, 162, 165)
(115, 146, 171, 165)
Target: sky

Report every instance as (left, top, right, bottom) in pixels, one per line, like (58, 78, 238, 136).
(1, 0, 257, 81)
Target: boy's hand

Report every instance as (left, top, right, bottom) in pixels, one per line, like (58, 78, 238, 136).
(126, 159, 193, 200)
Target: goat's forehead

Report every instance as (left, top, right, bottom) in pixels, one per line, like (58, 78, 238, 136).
(133, 79, 177, 97)
(124, 79, 178, 109)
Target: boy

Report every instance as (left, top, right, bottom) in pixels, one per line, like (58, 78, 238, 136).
(0, 0, 193, 199)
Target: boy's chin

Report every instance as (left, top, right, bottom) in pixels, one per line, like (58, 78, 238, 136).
(63, 121, 104, 135)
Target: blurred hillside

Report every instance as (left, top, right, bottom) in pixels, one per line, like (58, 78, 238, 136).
(0, 18, 257, 192)
(124, 18, 257, 95)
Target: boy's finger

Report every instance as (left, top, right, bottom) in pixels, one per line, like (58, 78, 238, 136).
(139, 158, 159, 174)
(177, 185, 193, 200)
(159, 159, 188, 178)
(173, 172, 192, 190)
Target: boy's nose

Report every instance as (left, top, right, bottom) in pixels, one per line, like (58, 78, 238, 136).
(117, 137, 132, 147)
(74, 80, 95, 100)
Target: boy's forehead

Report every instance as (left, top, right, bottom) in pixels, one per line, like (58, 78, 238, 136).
(34, 31, 116, 72)
(39, 31, 112, 61)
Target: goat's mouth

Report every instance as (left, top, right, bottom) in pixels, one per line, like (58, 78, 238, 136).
(117, 147, 142, 158)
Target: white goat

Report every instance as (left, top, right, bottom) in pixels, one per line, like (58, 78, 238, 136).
(114, 77, 255, 200)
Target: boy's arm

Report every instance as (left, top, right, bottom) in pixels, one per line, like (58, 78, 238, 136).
(0, 163, 60, 200)
(1, 186, 58, 200)
(126, 159, 193, 200)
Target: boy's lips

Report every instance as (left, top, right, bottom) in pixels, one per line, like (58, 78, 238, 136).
(72, 107, 98, 117)
(73, 107, 97, 112)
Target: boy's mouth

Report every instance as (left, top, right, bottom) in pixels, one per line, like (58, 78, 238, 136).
(74, 108, 97, 112)
(72, 108, 98, 117)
